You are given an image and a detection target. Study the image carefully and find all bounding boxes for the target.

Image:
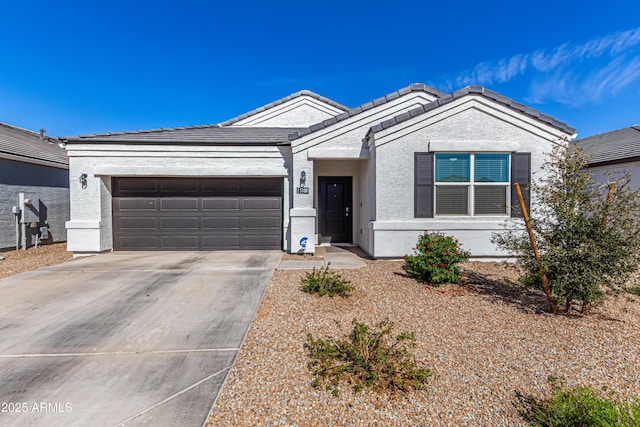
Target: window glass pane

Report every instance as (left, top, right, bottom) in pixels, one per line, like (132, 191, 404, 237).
(475, 185, 507, 214)
(436, 186, 468, 215)
(435, 153, 470, 182)
(474, 154, 509, 182)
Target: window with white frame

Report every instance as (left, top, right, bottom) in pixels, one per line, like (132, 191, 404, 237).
(434, 153, 510, 216)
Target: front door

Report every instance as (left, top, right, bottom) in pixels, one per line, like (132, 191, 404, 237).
(318, 177, 352, 243)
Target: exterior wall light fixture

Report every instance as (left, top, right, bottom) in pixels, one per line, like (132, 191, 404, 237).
(300, 170, 306, 187)
(79, 173, 88, 189)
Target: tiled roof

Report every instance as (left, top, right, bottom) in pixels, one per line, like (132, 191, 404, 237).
(219, 90, 349, 126)
(367, 86, 576, 136)
(0, 122, 68, 168)
(61, 85, 575, 148)
(576, 125, 640, 165)
(61, 125, 302, 144)
(289, 83, 446, 140)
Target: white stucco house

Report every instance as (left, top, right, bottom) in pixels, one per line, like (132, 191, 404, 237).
(61, 84, 574, 258)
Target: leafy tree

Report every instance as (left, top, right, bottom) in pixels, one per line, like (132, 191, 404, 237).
(492, 142, 640, 313)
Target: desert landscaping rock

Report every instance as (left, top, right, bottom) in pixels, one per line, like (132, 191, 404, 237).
(0, 243, 74, 280)
(206, 260, 640, 426)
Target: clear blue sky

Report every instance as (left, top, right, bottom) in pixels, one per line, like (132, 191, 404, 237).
(1, 0, 639, 139)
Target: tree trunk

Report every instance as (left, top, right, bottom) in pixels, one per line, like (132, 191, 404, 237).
(581, 301, 589, 315)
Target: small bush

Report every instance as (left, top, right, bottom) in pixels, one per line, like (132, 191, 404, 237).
(404, 230, 470, 286)
(627, 285, 640, 297)
(517, 378, 640, 426)
(300, 264, 353, 298)
(305, 318, 431, 396)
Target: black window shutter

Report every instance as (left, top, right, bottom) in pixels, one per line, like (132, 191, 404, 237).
(415, 152, 434, 218)
(511, 152, 531, 217)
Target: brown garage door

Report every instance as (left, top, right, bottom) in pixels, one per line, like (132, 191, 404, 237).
(112, 177, 282, 250)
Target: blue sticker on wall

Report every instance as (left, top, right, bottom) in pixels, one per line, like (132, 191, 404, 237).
(299, 237, 308, 248)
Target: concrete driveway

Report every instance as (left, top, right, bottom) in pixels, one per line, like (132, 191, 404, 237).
(0, 250, 282, 427)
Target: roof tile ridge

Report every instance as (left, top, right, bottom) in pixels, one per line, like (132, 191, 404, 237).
(219, 90, 349, 126)
(289, 83, 446, 140)
(366, 85, 575, 136)
(68, 124, 222, 140)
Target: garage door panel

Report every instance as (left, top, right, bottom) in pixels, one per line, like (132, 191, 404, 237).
(161, 217, 199, 230)
(243, 198, 280, 210)
(241, 178, 281, 195)
(116, 178, 158, 195)
(116, 199, 158, 211)
(242, 235, 282, 249)
(201, 179, 241, 193)
(117, 217, 158, 230)
(113, 178, 282, 251)
(202, 236, 241, 248)
(160, 198, 199, 210)
(202, 217, 240, 230)
(161, 236, 199, 249)
(202, 199, 239, 210)
(161, 179, 199, 193)
(243, 216, 280, 229)
(119, 236, 160, 249)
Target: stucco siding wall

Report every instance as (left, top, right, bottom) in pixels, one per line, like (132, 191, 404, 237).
(230, 97, 343, 127)
(589, 161, 640, 191)
(292, 93, 439, 154)
(353, 144, 377, 256)
(0, 158, 69, 249)
(370, 99, 565, 258)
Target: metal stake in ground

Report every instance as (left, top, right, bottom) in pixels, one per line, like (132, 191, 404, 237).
(514, 183, 556, 315)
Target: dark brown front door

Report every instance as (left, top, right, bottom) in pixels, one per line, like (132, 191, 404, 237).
(318, 177, 352, 243)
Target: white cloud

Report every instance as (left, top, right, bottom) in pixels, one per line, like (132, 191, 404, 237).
(437, 27, 640, 105)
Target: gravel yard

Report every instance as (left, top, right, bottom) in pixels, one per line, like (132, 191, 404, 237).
(206, 260, 640, 426)
(0, 243, 74, 280)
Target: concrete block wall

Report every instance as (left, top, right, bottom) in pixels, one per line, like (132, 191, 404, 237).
(0, 159, 69, 250)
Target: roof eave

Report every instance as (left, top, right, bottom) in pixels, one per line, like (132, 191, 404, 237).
(61, 138, 291, 146)
(0, 151, 69, 169)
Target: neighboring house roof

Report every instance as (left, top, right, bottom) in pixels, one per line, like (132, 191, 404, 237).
(576, 125, 640, 166)
(0, 122, 68, 169)
(366, 86, 576, 137)
(290, 83, 446, 140)
(61, 125, 302, 145)
(219, 90, 350, 126)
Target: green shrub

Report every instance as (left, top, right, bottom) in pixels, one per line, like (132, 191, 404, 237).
(300, 263, 353, 298)
(404, 230, 470, 286)
(518, 379, 640, 426)
(628, 285, 640, 297)
(305, 318, 431, 396)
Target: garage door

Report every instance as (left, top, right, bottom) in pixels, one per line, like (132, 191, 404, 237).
(112, 177, 282, 250)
